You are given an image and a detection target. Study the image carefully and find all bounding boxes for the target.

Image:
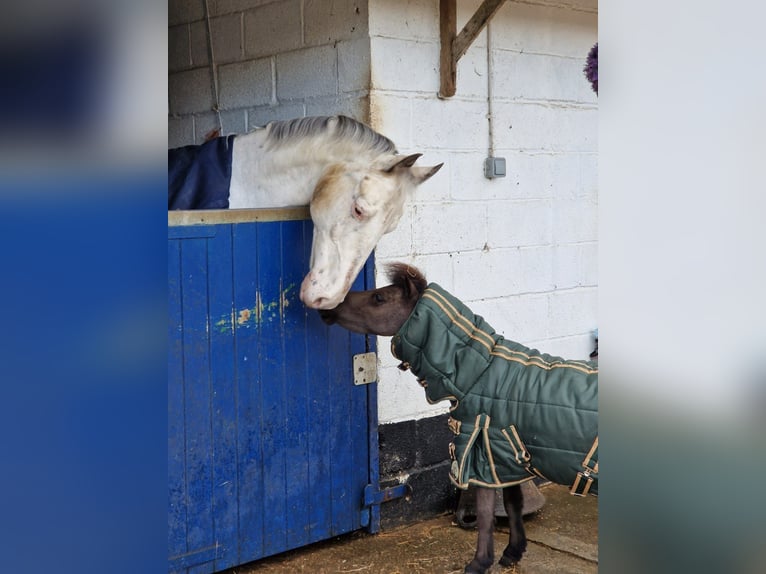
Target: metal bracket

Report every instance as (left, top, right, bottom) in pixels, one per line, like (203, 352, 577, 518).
(360, 483, 412, 528)
(353, 352, 377, 385)
(363, 483, 412, 507)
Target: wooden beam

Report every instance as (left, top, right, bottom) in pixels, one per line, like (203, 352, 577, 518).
(439, 0, 457, 98)
(453, 0, 507, 62)
(439, 0, 507, 98)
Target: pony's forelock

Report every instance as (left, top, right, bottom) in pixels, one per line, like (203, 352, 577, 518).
(385, 262, 427, 294)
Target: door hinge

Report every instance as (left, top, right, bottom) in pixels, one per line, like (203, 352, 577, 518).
(361, 484, 412, 534)
(363, 483, 411, 507)
(360, 483, 412, 527)
(353, 352, 377, 385)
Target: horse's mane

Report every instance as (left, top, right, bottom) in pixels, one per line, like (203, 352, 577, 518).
(386, 262, 428, 296)
(263, 115, 397, 156)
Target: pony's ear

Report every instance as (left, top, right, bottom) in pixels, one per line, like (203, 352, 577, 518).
(409, 163, 443, 184)
(380, 153, 422, 172)
(403, 274, 418, 300)
(403, 271, 425, 301)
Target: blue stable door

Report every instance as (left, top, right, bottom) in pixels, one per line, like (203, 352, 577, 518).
(168, 211, 380, 573)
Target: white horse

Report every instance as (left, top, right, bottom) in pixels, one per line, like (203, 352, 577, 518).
(169, 115, 442, 309)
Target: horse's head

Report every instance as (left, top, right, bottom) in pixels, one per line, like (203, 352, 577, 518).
(318, 263, 427, 335)
(300, 154, 441, 309)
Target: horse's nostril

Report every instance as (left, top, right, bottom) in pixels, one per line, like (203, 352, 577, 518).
(318, 309, 335, 325)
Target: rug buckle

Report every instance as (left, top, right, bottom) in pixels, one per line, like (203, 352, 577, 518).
(570, 468, 594, 497)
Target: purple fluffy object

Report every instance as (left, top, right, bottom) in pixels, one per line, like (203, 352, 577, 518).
(584, 43, 598, 95)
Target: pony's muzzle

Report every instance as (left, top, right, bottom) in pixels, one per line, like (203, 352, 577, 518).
(317, 309, 337, 325)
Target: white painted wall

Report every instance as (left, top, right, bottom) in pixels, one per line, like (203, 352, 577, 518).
(368, 0, 598, 423)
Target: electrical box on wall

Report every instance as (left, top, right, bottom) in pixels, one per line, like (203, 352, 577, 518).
(484, 157, 506, 179)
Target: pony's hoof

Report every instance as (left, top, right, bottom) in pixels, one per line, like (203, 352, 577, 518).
(498, 552, 521, 568)
(464, 559, 491, 574)
(499, 540, 526, 567)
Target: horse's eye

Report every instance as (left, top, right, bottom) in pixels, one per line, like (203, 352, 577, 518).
(373, 293, 384, 304)
(353, 204, 365, 220)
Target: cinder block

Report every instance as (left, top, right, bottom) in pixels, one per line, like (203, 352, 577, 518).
(453, 246, 554, 299)
(193, 112, 220, 143)
(276, 46, 338, 100)
(219, 109, 248, 135)
(411, 99, 487, 150)
(218, 59, 272, 109)
(244, 0, 302, 58)
(412, 202, 487, 254)
(169, 25, 191, 72)
(453, 250, 511, 300)
(305, 96, 368, 120)
(578, 152, 598, 199)
(169, 0, 204, 26)
(449, 152, 503, 202)
(369, 94, 412, 149)
(491, 2, 597, 58)
(493, 102, 597, 152)
(548, 287, 598, 336)
(377, 364, 448, 423)
(168, 115, 194, 148)
(449, 152, 562, 202)
(454, 46, 489, 99)
(552, 242, 598, 290)
(545, 153, 583, 199)
(189, 21, 210, 67)
(169, 68, 214, 115)
(305, 0, 369, 45)
(211, 0, 273, 16)
(410, 253, 455, 292)
(552, 196, 597, 244)
(247, 103, 306, 129)
(469, 293, 550, 343)
(338, 38, 371, 94)
(211, 13, 243, 63)
(369, 0, 439, 41)
(375, 205, 413, 258)
(491, 51, 594, 103)
(485, 198, 553, 248)
(370, 37, 438, 93)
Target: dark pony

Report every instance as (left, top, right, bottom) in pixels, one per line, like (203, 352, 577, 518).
(320, 263, 598, 574)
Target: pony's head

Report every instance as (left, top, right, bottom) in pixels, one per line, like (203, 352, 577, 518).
(300, 155, 441, 309)
(318, 262, 428, 335)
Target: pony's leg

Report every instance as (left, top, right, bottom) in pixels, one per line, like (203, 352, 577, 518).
(499, 484, 527, 567)
(464, 487, 496, 574)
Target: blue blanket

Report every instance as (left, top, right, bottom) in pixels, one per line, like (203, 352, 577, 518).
(168, 135, 236, 210)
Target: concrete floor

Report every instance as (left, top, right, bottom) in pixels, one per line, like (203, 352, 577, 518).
(224, 484, 598, 573)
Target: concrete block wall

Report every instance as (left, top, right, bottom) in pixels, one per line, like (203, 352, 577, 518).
(168, 0, 371, 147)
(368, 0, 598, 424)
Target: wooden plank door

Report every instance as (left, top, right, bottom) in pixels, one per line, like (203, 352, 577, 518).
(168, 218, 376, 573)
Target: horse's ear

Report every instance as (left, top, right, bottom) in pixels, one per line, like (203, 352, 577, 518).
(381, 153, 422, 172)
(410, 163, 443, 184)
